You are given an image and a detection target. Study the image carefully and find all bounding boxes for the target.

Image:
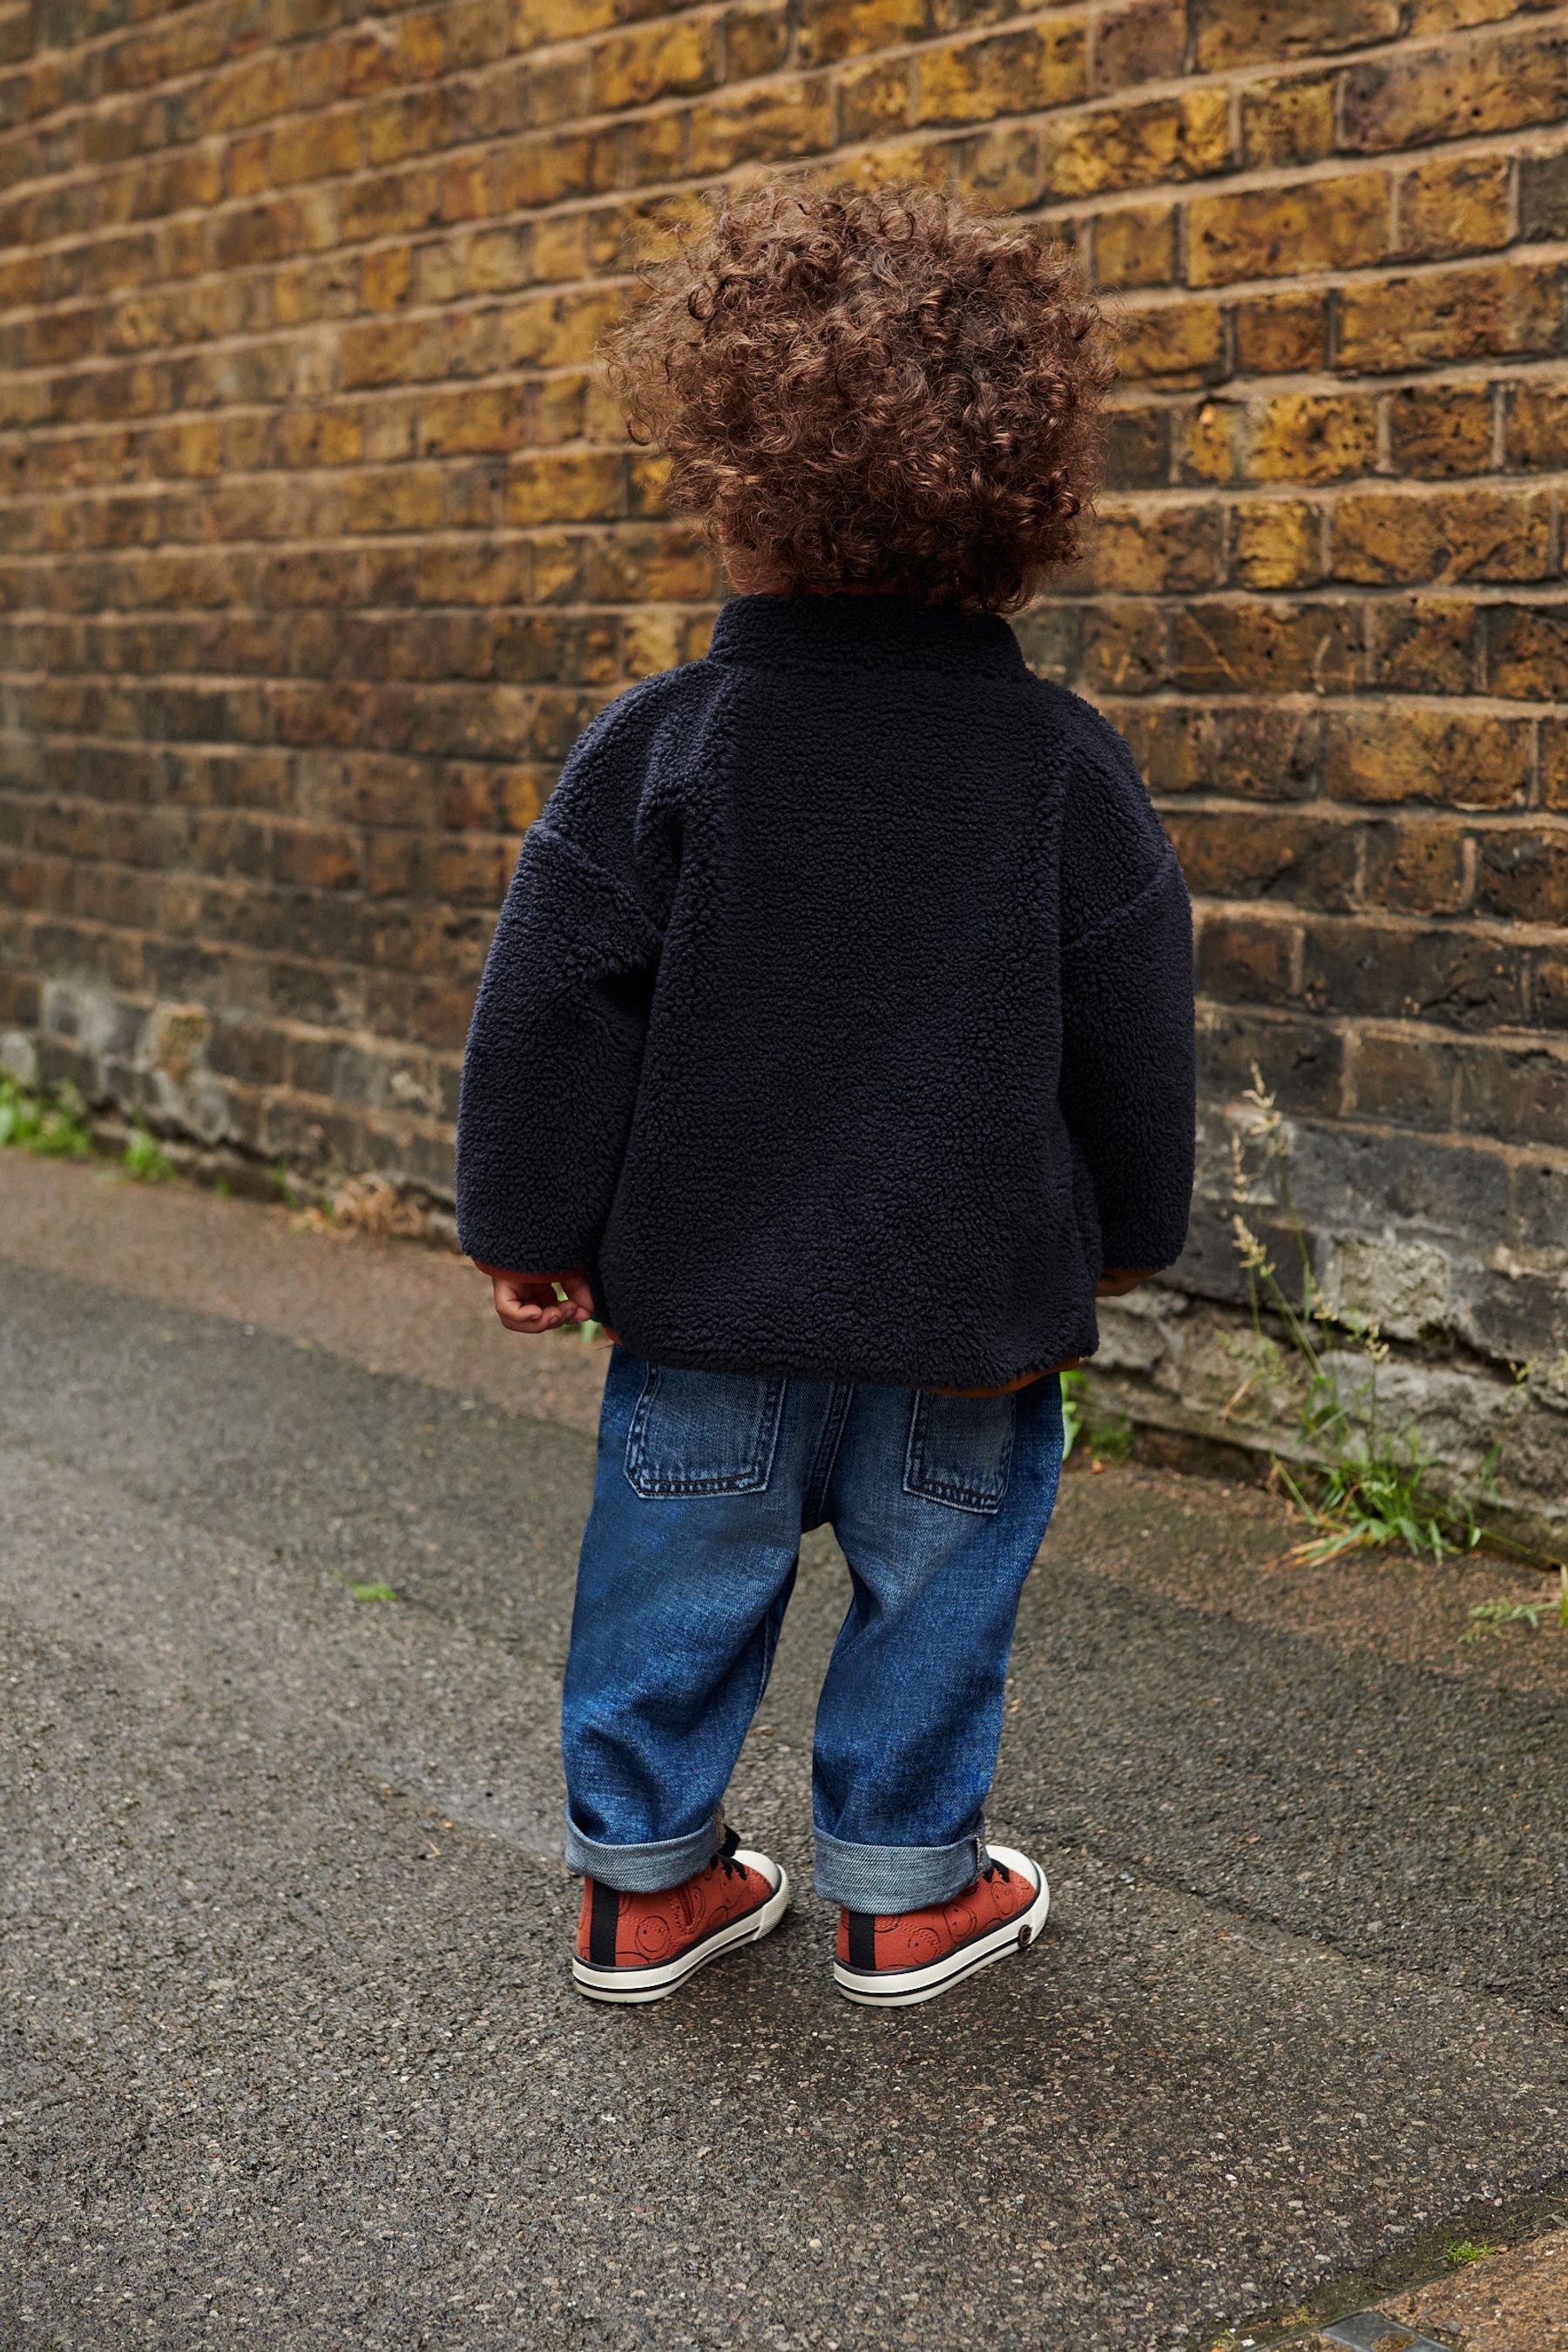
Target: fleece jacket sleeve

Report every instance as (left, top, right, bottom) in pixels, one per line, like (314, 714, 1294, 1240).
(1057, 720, 1197, 1275)
(454, 819, 662, 1275)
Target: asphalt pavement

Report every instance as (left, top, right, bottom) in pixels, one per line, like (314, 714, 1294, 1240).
(2, 1160, 1564, 2349)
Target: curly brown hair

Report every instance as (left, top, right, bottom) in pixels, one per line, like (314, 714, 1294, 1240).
(603, 177, 1114, 614)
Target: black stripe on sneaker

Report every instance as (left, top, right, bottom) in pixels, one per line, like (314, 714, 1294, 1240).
(588, 1879, 620, 1969)
(846, 1911, 877, 1971)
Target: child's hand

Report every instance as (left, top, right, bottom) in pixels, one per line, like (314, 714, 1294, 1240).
(476, 1264, 599, 1335)
(1096, 1268, 1153, 1299)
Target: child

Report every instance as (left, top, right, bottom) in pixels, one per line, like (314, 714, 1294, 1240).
(456, 179, 1195, 2008)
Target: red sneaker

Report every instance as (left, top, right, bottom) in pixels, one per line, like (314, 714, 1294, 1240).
(834, 1845, 1049, 2007)
(572, 1828, 790, 2004)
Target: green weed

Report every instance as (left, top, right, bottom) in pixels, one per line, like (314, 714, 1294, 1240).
(1443, 2240, 1502, 2267)
(269, 1160, 301, 1209)
(1061, 1367, 1135, 1464)
(0, 1074, 95, 1159)
(348, 1581, 397, 1604)
(123, 1123, 175, 1183)
(1464, 1566, 1568, 1641)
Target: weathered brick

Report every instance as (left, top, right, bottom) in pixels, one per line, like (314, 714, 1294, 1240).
(835, 54, 911, 143)
(1340, 27, 1568, 153)
(1102, 404, 1172, 489)
(1245, 393, 1378, 483)
(1395, 151, 1511, 261)
(1239, 73, 1336, 168)
(1038, 88, 1231, 199)
(1328, 486, 1552, 586)
(1370, 595, 1482, 693)
(1114, 297, 1227, 382)
(1190, 0, 1399, 71)
(591, 18, 715, 112)
(1195, 909, 1299, 1005)
(1169, 808, 1359, 906)
(1349, 1027, 1460, 1128)
(1503, 382, 1568, 472)
(1476, 829, 1568, 925)
(1486, 604, 1568, 702)
(1324, 707, 1532, 807)
(1186, 172, 1389, 288)
(1114, 700, 1326, 804)
(1384, 382, 1495, 476)
(1456, 1042, 1568, 1151)
(912, 21, 1085, 125)
(1229, 497, 1322, 590)
(1363, 818, 1474, 916)
(1173, 398, 1240, 483)
(1303, 916, 1527, 1030)
(1519, 147, 1568, 241)
(1168, 598, 1362, 693)
(1074, 498, 1224, 593)
(688, 76, 834, 170)
(950, 125, 1045, 212)
(797, 0, 930, 66)
(1091, 0, 1186, 92)
(1093, 201, 1177, 289)
(1231, 289, 1330, 375)
(1337, 260, 1563, 375)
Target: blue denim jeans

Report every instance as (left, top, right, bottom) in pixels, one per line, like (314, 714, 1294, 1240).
(560, 1348, 1064, 1913)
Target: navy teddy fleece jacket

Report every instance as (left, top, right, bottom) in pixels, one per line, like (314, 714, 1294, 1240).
(456, 591, 1196, 1390)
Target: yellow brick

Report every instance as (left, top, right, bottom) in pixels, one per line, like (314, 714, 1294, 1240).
(956, 123, 1046, 209)
(342, 467, 444, 533)
(504, 451, 624, 526)
(592, 17, 714, 112)
(530, 213, 591, 284)
(1192, 0, 1400, 72)
(1039, 87, 1231, 199)
(913, 20, 1085, 126)
(361, 245, 412, 312)
(1093, 202, 1176, 290)
(835, 135, 955, 193)
(415, 389, 524, 457)
(835, 55, 910, 144)
(1114, 297, 1226, 383)
(1338, 260, 1562, 375)
(1329, 486, 1552, 585)
(1092, 0, 1186, 94)
(270, 108, 359, 186)
(688, 77, 834, 172)
(1230, 499, 1321, 589)
(798, 0, 930, 67)
(1173, 400, 1240, 483)
(1232, 290, 1330, 375)
(505, 286, 626, 369)
(1246, 394, 1379, 483)
(1240, 72, 1336, 168)
(1324, 707, 1530, 808)
(513, 0, 617, 43)
(1080, 500, 1224, 594)
(725, 3, 790, 80)
(1186, 172, 1389, 288)
(1396, 152, 1511, 261)
(1339, 24, 1568, 152)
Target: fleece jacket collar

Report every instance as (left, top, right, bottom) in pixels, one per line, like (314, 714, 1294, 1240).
(706, 591, 1033, 681)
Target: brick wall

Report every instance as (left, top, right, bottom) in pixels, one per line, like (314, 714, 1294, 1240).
(2, 0, 1565, 1533)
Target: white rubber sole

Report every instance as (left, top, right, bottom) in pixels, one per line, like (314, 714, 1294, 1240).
(572, 1853, 790, 2004)
(833, 1846, 1050, 2008)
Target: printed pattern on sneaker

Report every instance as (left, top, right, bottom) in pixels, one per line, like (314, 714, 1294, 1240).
(837, 1851, 1042, 1977)
(575, 1828, 778, 1978)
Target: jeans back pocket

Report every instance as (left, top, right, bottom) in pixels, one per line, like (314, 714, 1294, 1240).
(625, 1363, 787, 1497)
(903, 1389, 1017, 1515)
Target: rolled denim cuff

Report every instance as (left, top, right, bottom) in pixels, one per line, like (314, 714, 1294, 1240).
(563, 1808, 720, 1893)
(813, 1824, 988, 1913)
